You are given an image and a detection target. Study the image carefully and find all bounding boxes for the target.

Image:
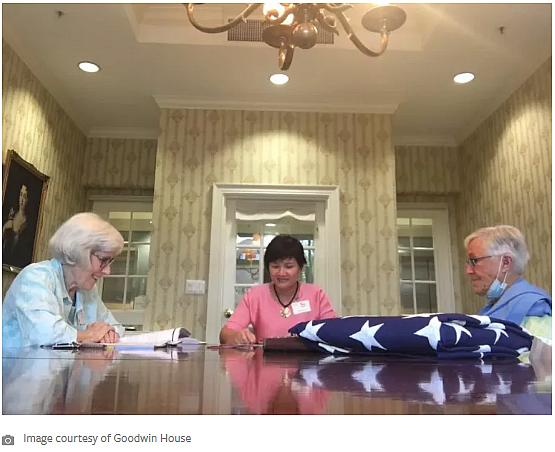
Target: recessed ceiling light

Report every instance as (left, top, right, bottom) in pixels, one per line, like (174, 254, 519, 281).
(265, 223, 276, 227)
(453, 72, 475, 84)
(269, 73, 289, 85)
(78, 61, 101, 73)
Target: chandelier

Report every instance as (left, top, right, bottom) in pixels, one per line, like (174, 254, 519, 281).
(185, 3, 407, 70)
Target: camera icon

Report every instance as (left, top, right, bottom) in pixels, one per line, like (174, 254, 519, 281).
(2, 435, 15, 446)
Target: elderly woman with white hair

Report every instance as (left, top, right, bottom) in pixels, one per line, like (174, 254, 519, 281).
(2, 212, 125, 348)
(464, 225, 552, 340)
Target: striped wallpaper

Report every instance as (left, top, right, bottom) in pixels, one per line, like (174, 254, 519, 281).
(2, 41, 87, 290)
(456, 59, 552, 313)
(396, 146, 460, 194)
(146, 110, 399, 338)
(83, 137, 157, 189)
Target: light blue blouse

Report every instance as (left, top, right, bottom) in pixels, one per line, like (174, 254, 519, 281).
(2, 258, 124, 348)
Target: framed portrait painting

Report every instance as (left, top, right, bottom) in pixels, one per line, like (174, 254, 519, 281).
(2, 149, 49, 271)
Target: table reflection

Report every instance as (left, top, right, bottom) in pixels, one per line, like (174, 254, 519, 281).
(3, 347, 116, 414)
(2, 344, 551, 414)
(221, 348, 549, 414)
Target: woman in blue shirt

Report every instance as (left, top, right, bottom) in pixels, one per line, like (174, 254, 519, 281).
(2, 212, 125, 348)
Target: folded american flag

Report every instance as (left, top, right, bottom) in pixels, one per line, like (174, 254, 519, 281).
(289, 313, 533, 359)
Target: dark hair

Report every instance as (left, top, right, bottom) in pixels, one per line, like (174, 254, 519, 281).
(263, 234, 307, 271)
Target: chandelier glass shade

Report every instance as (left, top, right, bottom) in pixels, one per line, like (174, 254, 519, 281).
(185, 3, 407, 70)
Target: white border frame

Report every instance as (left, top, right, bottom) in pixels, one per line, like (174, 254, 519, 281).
(397, 202, 456, 313)
(206, 183, 342, 343)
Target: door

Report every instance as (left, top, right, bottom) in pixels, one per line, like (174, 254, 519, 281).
(205, 184, 341, 343)
(397, 205, 455, 313)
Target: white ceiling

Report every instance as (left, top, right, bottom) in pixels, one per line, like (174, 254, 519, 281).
(2, 3, 552, 145)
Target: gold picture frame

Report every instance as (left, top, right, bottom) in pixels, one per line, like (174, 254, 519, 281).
(2, 149, 49, 272)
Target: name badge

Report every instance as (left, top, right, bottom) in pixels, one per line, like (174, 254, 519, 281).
(291, 300, 311, 315)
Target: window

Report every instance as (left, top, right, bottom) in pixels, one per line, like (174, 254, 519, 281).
(397, 205, 455, 313)
(234, 217, 316, 309)
(92, 199, 153, 329)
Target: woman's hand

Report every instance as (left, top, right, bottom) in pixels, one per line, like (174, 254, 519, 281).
(100, 329, 119, 344)
(77, 322, 115, 343)
(220, 326, 257, 345)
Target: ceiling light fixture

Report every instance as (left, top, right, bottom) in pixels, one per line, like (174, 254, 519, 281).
(270, 73, 289, 85)
(185, 3, 406, 70)
(78, 61, 100, 73)
(453, 72, 475, 84)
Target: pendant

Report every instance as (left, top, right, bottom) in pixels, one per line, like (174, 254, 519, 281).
(281, 306, 291, 318)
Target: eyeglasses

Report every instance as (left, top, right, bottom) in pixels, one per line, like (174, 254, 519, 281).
(92, 253, 115, 270)
(465, 255, 494, 267)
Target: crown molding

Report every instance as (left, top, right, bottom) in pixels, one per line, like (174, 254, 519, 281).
(87, 127, 160, 139)
(153, 95, 399, 115)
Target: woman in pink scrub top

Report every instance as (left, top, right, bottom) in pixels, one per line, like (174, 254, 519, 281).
(220, 234, 337, 344)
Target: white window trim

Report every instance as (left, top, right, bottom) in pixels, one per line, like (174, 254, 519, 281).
(397, 202, 456, 313)
(206, 183, 342, 343)
(91, 197, 153, 329)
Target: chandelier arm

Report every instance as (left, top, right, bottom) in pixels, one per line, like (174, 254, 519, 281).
(265, 5, 299, 25)
(322, 4, 352, 14)
(278, 42, 294, 70)
(185, 3, 261, 34)
(315, 11, 340, 35)
(334, 10, 389, 57)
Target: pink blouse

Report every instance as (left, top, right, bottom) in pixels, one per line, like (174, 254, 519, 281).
(225, 283, 336, 341)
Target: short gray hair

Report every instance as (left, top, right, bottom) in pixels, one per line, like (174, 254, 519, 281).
(49, 212, 124, 267)
(464, 225, 530, 274)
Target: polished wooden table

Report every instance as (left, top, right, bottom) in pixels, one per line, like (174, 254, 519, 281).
(3, 344, 551, 414)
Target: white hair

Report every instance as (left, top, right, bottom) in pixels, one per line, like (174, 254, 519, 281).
(464, 225, 530, 274)
(49, 212, 124, 267)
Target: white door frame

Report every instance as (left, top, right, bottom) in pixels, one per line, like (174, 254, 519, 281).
(397, 202, 456, 312)
(205, 183, 342, 343)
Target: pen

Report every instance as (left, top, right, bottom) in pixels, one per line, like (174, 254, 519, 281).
(41, 342, 81, 350)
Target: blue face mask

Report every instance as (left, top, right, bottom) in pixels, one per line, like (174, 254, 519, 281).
(486, 257, 509, 301)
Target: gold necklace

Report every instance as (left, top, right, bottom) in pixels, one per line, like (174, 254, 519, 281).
(273, 282, 299, 318)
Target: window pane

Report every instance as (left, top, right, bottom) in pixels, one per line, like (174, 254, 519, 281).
(263, 234, 277, 247)
(301, 249, 314, 283)
(398, 236, 410, 247)
(415, 282, 437, 313)
(414, 249, 435, 280)
(234, 286, 251, 309)
(236, 231, 261, 246)
(102, 278, 125, 306)
(127, 277, 147, 309)
(399, 252, 412, 280)
(130, 211, 152, 243)
(131, 244, 150, 275)
(236, 249, 261, 284)
(400, 281, 414, 313)
(413, 236, 433, 248)
(110, 253, 128, 276)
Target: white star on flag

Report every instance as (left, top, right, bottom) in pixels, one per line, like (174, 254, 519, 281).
(418, 368, 446, 405)
(472, 344, 491, 358)
(299, 321, 325, 342)
(350, 321, 386, 351)
(485, 322, 509, 344)
(299, 367, 323, 388)
(414, 316, 442, 350)
(401, 313, 438, 319)
(456, 375, 475, 395)
(445, 321, 472, 344)
(468, 315, 491, 326)
(351, 362, 385, 392)
(318, 343, 350, 354)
